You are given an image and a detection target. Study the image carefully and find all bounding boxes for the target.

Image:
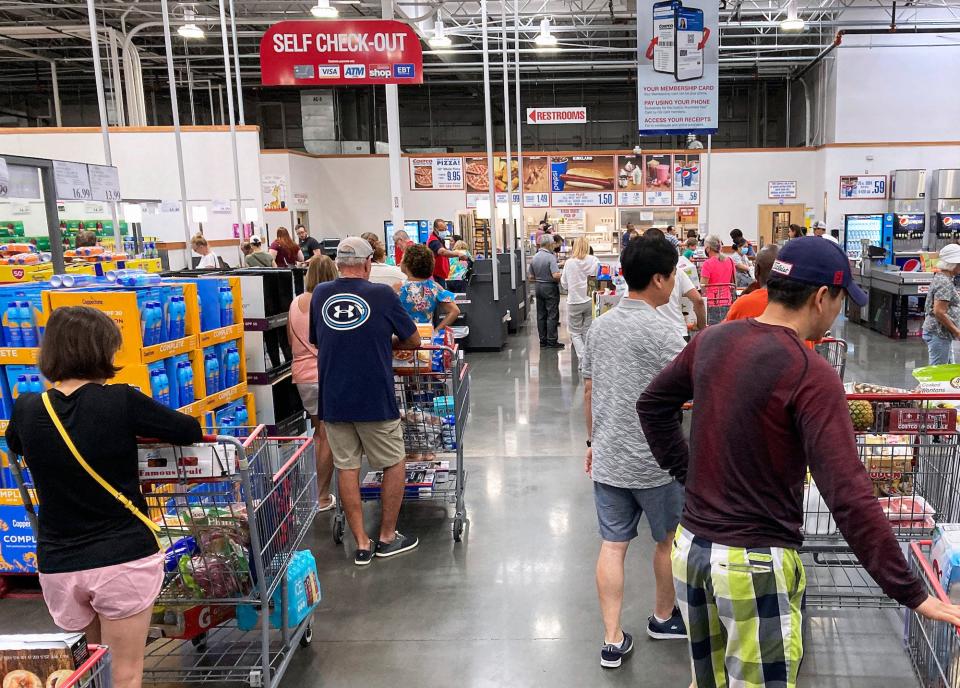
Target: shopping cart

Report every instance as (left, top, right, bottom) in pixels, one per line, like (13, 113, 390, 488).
(702, 282, 737, 325)
(52, 645, 113, 688)
(12, 427, 319, 688)
(815, 337, 848, 379)
(802, 393, 960, 610)
(905, 540, 960, 688)
(332, 344, 471, 543)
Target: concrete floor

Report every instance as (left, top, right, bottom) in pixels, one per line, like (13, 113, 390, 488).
(0, 309, 930, 686)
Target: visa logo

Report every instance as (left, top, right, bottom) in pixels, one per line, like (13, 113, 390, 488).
(318, 65, 341, 79)
(344, 64, 366, 79)
(393, 63, 416, 78)
(369, 65, 391, 79)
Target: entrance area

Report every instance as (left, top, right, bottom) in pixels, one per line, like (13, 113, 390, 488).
(757, 203, 806, 246)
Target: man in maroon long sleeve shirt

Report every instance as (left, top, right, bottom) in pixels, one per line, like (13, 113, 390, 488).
(637, 237, 960, 688)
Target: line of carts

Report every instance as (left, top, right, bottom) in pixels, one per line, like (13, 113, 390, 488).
(9, 345, 471, 688)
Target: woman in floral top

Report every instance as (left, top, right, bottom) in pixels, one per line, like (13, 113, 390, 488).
(922, 244, 960, 365)
(400, 243, 461, 328)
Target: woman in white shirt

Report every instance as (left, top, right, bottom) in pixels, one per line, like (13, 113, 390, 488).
(191, 234, 220, 269)
(361, 231, 405, 291)
(560, 237, 600, 356)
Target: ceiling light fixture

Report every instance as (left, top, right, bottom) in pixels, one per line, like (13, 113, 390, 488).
(429, 17, 453, 48)
(779, 0, 805, 31)
(533, 18, 558, 49)
(177, 7, 204, 38)
(310, 0, 339, 18)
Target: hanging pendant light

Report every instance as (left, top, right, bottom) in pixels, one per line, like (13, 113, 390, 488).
(429, 16, 453, 48)
(177, 8, 204, 38)
(780, 0, 805, 31)
(310, 0, 339, 19)
(533, 18, 558, 50)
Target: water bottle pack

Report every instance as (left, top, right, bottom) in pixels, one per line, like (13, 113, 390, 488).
(5, 365, 46, 403)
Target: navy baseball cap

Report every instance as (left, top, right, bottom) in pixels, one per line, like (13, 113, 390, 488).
(771, 236, 867, 306)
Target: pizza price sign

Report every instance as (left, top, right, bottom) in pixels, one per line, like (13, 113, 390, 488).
(52, 160, 92, 201)
(409, 157, 463, 190)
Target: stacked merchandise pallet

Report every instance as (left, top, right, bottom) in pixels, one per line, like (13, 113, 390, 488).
(0, 272, 257, 582)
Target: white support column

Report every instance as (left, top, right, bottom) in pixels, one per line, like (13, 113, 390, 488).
(704, 134, 712, 237)
(501, 2, 515, 290)
(50, 63, 62, 127)
(218, 0, 244, 235)
(382, 0, 405, 237)
(481, 0, 499, 300)
(514, 0, 525, 277)
(228, 0, 245, 125)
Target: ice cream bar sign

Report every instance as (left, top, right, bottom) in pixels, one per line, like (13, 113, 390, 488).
(259, 20, 423, 86)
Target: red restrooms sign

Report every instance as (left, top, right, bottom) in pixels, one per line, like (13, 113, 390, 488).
(260, 20, 423, 86)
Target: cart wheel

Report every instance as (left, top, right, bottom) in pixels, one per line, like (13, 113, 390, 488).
(190, 632, 208, 652)
(299, 621, 314, 647)
(453, 517, 464, 542)
(248, 669, 263, 688)
(333, 513, 345, 544)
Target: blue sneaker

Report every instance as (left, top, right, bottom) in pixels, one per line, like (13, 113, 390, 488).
(600, 631, 633, 668)
(647, 607, 687, 640)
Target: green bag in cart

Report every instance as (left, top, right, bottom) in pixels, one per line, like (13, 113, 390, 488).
(913, 364, 960, 396)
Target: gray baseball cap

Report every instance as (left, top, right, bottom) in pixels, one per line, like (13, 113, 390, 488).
(336, 236, 373, 260)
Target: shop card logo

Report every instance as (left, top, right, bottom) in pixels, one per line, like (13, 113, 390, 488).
(393, 64, 416, 79)
(317, 65, 341, 79)
(369, 64, 392, 79)
(344, 64, 366, 79)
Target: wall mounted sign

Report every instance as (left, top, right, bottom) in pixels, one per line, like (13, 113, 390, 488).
(87, 164, 121, 202)
(644, 153, 674, 206)
(409, 157, 464, 190)
(526, 107, 587, 125)
(551, 156, 616, 207)
(768, 180, 797, 199)
(616, 154, 645, 207)
(673, 153, 700, 205)
(840, 175, 887, 199)
(52, 160, 92, 201)
(521, 156, 551, 207)
(259, 20, 423, 86)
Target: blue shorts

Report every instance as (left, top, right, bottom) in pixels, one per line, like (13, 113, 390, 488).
(593, 480, 684, 543)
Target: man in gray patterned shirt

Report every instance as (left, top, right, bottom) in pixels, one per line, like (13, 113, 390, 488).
(581, 233, 688, 669)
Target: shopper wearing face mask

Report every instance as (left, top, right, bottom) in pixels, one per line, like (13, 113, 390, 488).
(427, 219, 467, 288)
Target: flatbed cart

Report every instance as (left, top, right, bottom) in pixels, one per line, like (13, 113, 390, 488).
(332, 344, 471, 543)
(11, 426, 320, 688)
(802, 393, 960, 610)
(905, 540, 960, 688)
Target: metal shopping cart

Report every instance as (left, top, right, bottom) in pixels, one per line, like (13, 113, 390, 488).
(802, 393, 960, 610)
(11, 427, 319, 688)
(815, 337, 848, 379)
(59, 645, 113, 688)
(702, 282, 738, 325)
(332, 344, 471, 543)
(906, 540, 960, 688)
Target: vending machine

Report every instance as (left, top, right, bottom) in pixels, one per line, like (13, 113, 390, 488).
(930, 169, 960, 251)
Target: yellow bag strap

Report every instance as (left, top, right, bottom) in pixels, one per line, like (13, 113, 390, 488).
(42, 391, 161, 546)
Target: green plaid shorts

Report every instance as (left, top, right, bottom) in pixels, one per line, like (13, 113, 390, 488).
(672, 525, 806, 688)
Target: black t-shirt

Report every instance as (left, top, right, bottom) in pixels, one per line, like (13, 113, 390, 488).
(299, 236, 321, 258)
(6, 384, 202, 573)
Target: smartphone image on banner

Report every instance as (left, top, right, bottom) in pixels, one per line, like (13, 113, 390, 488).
(652, 1, 679, 74)
(675, 6, 705, 81)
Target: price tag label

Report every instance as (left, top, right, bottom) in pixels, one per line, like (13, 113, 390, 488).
(524, 192, 550, 208)
(0, 159, 9, 198)
(52, 160, 92, 201)
(87, 164, 121, 202)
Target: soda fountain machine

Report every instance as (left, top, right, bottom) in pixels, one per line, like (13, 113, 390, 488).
(930, 169, 960, 251)
(885, 169, 926, 264)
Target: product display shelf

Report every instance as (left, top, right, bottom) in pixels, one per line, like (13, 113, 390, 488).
(0, 264, 53, 284)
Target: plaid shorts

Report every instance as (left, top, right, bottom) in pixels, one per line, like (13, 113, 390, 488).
(672, 525, 806, 688)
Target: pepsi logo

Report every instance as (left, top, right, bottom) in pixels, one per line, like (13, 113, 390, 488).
(945, 217, 954, 226)
(322, 293, 370, 331)
(899, 216, 909, 226)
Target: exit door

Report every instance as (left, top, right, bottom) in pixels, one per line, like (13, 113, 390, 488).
(757, 204, 806, 246)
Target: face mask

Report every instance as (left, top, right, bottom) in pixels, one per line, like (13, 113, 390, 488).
(439, 230, 449, 238)
(741, 247, 749, 255)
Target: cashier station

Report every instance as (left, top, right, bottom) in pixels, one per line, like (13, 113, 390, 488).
(457, 251, 528, 351)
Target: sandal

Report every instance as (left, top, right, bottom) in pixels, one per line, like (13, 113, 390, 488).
(318, 493, 337, 512)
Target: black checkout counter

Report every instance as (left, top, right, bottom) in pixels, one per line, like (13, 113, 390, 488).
(457, 251, 528, 351)
(846, 266, 932, 339)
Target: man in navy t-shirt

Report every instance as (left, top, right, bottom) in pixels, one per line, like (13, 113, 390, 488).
(310, 236, 421, 566)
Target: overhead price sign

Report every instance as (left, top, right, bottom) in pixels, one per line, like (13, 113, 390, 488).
(87, 163, 121, 202)
(52, 160, 92, 201)
(259, 20, 423, 86)
(840, 175, 887, 200)
(637, 0, 719, 135)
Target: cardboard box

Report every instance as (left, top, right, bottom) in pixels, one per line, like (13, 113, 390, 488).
(0, 633, 88, 688)
(392, 323, 434, 371)
(0, 488, 38, 573)
(138, 443, 238, 481)
(931, 524, 960, 604)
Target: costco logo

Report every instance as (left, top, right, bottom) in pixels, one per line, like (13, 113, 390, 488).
(369, 64, 391, 79)
(317, 65, 341, 79)
(344, 64, 366, 79)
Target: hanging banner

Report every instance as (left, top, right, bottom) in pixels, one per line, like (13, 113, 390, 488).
(464, 157, 519, 208)
(551, 155, 616, 207)
(616, 154, 646, 206)
(259, 20, 423, 86)
(673, 153, 700, 205)
(644, 154, 674, 206)
(87, 164, 122, 202)
(521, 156, 551, 208)
(52, 160, 92, 201)
(840, 175, 887, 199)
(409, 157, 464, 190)
(637, 0, 719, 135)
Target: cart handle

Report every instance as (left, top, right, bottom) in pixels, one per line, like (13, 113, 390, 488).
(269, 435, 314, 483)
(909, 540, 960, 632)
(138, 434, 220, 444)
(56, 645, 110, 688)
(847, 393, 960, 401)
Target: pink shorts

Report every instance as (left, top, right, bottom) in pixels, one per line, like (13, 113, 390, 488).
(39, 553, 164, 631)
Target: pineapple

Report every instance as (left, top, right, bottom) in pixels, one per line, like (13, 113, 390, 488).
(848, 400, 874, 431)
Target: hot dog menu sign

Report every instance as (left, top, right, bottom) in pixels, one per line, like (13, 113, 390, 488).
(551, 156, 617, 207)
(259, 20, 423, 86)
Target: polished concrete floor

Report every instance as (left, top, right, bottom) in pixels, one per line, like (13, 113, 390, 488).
(0, 309, 930, 686)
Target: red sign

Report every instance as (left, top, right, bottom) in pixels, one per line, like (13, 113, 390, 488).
(526, 107, 587, 124)
(259, 20, 423, 86)
(888, 408, 957, 434)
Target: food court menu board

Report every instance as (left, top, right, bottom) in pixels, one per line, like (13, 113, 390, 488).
(673, 153, 700, 205)
(522, 156, 551, 208)
(644, 154, 674, 206)
(464, 156, 519, 208)
(409, 157, 464, 190)
(616, 154, 645, 206)
(551, 155, 617, 207)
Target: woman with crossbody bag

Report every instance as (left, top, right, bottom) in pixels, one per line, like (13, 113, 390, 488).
(5, 306, 202, 688)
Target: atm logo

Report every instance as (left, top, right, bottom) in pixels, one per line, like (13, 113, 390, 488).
(393, 64, 416, 79)
(344, 64, 366, 79)
(369, 64, 391, 79)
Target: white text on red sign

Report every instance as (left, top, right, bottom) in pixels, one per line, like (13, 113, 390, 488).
(272, 32, 408, 53)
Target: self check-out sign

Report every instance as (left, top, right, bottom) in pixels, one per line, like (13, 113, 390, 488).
(259, 19, 423, 86)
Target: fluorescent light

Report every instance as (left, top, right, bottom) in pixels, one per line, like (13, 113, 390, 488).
(310, 0, 339, 18)
(533, 18, 558, 49)
(780, 0, 805, 31)
(428, 17, 453, 48)
(178, 7, 204, 38)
